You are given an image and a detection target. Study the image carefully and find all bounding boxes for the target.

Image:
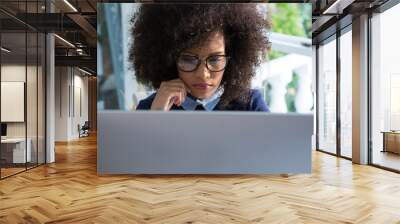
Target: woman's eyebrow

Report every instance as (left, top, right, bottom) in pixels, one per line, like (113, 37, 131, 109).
(181, 51, 225, 56)
(208, 51, 225, 55)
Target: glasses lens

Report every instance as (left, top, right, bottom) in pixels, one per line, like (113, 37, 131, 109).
(207, 55, 227, 72)
(177, 55, 198, 72)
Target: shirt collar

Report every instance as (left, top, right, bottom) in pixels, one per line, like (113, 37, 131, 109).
(181, 87, 224, 111)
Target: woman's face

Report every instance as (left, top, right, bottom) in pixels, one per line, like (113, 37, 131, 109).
(177, 31, 226, 100)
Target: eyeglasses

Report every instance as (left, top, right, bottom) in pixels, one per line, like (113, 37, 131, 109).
(177, 54, 230, 72)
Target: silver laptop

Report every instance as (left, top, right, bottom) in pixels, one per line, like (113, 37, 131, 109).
(98, 111, 313, 174)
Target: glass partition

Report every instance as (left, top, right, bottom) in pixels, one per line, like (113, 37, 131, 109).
(1, 30, 28, 177)
(0, 1, 46, 179)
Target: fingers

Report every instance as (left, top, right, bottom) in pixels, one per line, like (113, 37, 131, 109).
(160, 79, 187, 105)
(168, 96, 178, 109)
(151, 79, 189, 111)
(164, 87, 186, 106)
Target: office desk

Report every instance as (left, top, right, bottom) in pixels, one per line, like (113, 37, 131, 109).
(1, 138, 31, 163)
(382, 131, 400, 154)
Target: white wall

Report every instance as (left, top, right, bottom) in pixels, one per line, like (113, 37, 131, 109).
(55, 67, 69, 141)
(1, 65, 26, 128)
(1, 65, 26, 140)
(55, 67, 89, 141)
(71, 73, 89, 138)
(1, 65, 40, 137)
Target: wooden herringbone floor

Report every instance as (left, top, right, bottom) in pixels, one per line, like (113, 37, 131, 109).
(1, 134, 400, 224)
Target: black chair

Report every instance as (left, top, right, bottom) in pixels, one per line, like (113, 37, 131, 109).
(78, 121, 90, 138)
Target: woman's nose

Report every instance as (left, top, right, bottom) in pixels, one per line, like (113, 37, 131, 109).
(195, 61, 211, 79)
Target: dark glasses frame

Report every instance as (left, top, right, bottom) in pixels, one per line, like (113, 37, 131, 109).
(176, 54, 230, 72)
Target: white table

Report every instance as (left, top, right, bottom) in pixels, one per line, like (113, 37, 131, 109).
(1, 138, 31, 163)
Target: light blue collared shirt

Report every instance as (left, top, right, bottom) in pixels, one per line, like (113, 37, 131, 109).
(181, 88, 224, 111)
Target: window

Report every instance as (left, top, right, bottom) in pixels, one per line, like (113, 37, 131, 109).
(370, 3, 400, 171)
(340, 29, 352, 158)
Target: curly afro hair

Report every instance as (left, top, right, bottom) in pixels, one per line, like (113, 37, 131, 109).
(130, 4, 270, 107)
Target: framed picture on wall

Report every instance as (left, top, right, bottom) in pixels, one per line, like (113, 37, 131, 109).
(1, 81, 25, 122)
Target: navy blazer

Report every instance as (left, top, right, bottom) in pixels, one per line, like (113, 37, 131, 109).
(136, 89, 269, 111)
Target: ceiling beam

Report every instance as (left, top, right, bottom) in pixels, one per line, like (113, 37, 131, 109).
(55, 55, 96, 72)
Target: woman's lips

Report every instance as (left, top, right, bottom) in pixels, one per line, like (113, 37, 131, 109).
(192, 83, 212, 90)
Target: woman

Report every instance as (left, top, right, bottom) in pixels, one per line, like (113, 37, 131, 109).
(130, 4, 270, 111)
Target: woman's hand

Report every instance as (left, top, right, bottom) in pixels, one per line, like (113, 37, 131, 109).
(150, 79, 189, 111)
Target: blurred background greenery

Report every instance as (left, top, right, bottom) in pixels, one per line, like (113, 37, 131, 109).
(266, 3, 312, 112)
